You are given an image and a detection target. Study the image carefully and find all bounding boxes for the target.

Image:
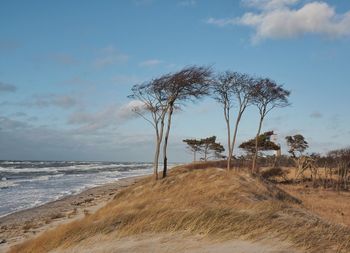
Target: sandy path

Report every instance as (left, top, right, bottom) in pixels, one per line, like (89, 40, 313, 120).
(54, 233, 303, 253)
(0, 175, 144, 252)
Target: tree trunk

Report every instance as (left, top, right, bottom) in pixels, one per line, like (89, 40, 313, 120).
(194, 151, 196, 162)
(153, 112, 166, 181)
(162, 103, 174, 178)
(204, 146, 208, 161)
(252, 116, 263, 174)
(231, 111, 243, 170)
(153, 125, 160, 180)
(224, 107, 232, 171)
(153, 137, 160, 180)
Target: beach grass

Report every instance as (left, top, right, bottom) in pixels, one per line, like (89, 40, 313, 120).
(9, 163, 350, 253)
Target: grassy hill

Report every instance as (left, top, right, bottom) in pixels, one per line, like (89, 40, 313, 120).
(10, 163, 350, 253)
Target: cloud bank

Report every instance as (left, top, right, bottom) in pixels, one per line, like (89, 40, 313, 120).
(207, 0, 350, 43)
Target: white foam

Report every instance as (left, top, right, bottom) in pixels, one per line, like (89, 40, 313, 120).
(0, 180, 18, 188)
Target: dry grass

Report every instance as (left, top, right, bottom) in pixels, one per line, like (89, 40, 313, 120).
(10, 164, 350, 253)
(280, 184, 350, 227)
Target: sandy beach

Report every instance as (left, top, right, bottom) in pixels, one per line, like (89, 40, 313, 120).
(0, 175, 145, 252)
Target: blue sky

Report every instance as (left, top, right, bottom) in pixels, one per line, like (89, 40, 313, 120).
(0, 0, 349, 162)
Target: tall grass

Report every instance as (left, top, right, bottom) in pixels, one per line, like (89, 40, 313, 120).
(10, 164, 350, 253)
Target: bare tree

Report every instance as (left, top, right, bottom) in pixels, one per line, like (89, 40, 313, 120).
(212, 71, 255, 171)
(129, 77, 169, 180)
(251, 78, 290, 173)
(157, 66, 212, 178)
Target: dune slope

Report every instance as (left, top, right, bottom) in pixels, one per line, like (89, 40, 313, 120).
(9, 165, 350, 253)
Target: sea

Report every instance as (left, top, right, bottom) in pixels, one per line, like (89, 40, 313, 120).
(0, 161, 160, 217)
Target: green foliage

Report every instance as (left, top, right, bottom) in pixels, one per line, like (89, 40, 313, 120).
(285, 134, 309, 158)
(183, 139, 202, 153)
(239, 131, 280, 155)
(183, 136, 225, 161)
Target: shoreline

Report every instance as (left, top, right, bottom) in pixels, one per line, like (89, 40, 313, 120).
(0, 174, 147, 252)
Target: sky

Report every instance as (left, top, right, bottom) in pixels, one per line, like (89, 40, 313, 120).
(0, 0, 349, 162)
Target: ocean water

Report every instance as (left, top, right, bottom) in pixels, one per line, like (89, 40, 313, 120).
(0, 161, 158, 217)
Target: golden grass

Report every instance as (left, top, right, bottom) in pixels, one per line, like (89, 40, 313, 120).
(10, 164, 350, 253)
(281, 184, 350, 227)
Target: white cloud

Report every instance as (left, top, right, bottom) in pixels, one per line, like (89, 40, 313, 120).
(207, 1, 350, 43)
(68, 101, 143, 133)
(139, 59, 163, 67)
(118, 100, 146, 119)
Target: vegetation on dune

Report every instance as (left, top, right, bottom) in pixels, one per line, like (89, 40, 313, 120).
(183, 136, 225, 162)
(129, 66, 291, 180)
(10, 164, 350, 253)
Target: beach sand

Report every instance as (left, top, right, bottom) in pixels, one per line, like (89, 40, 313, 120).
(0, 175, 144, 252)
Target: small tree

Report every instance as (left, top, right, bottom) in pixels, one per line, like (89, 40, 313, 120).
(239, 131, 280, 157)
(209, 141, 226, 160)
(251, 78, 290, 173)
(183, 138, 202, 161)
(199, 136, 217, 161)
(285, 134, 309, 158)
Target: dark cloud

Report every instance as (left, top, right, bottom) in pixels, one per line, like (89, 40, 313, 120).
(0, 82, 16, 93)
(0, 116, 29, 131)
(0, 115, 157, 161)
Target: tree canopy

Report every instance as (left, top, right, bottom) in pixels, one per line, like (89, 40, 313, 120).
(239, 131, 280, 155)
(285, 134, 309, 158)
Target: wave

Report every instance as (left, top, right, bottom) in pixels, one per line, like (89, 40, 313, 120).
(0, 180, 19, 189)
(0, 163, 153, 174)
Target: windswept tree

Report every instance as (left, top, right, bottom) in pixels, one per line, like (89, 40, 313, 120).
(199, 136, 217, 161)
(285, 134, 309, 158)
(128, 77, 169, 180)
(183, 138, 202, 161)
(285, 134, 312, 180)
(156, 66, 212, 178)
(239, 131, 280, 157)
(212, 71, 255, 170)
(251, 79, 290, 173)
(208, 141, 226, 160)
